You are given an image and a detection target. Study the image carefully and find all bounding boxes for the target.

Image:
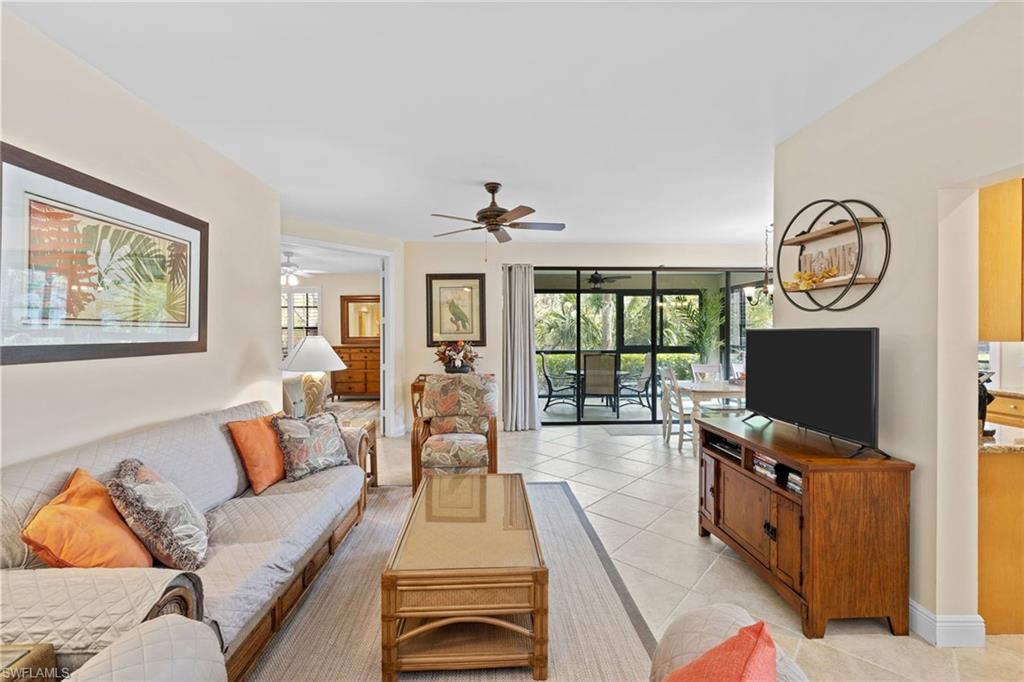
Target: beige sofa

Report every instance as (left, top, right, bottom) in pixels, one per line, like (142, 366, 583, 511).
(0, 400, 369, 681)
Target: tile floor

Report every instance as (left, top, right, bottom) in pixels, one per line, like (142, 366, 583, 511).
(376, 424, 1024, 681)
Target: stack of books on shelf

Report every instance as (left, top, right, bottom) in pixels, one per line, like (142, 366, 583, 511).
(752, 453, 777, 481)
(787, 471, 803, 495)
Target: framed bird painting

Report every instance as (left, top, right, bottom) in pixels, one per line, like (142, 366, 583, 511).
(426, 273, 485, 346)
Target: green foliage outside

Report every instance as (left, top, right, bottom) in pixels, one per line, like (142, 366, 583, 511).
(534, 285, 768, 399)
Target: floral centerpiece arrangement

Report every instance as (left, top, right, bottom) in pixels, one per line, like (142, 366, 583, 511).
(434, 340, 479, 373)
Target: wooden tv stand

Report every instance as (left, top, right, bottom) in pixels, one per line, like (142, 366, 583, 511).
(695, 416, 914, 638)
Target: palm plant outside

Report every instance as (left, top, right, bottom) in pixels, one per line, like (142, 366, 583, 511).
(677, 288, 724, 363)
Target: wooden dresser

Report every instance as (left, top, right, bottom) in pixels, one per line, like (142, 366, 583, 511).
(695, 416, 915, 639)
(331, 345, 380, 398)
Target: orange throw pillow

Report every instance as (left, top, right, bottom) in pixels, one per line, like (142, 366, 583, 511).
(227, 414, 286, 494)
(664, 621, 777, 682)
(21, 468, 153, 568)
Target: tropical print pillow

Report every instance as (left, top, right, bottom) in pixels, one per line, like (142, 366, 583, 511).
(272, 413, 351, 481)
(107, 459, 208, 570)
(422, 374, 497, 419)
(429, 415, 490, 435)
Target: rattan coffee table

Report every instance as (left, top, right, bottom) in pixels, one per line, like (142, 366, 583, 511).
(381, 474, 548, 681)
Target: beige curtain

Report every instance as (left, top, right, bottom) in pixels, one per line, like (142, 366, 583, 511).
(502, 264, 541, 431)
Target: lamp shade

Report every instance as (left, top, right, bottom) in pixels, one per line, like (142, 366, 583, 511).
(282, 335, 346, 372)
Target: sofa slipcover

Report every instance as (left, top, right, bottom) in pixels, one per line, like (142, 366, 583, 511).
(1, 399, 368, 672)
(68, 615, 225, 682)
(199, 463, 364, 646)
(1, 568, 202, 670)
(1, 401, 269, 567)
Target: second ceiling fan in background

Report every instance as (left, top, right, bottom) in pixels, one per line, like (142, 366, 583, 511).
(430, 182, 566, 243)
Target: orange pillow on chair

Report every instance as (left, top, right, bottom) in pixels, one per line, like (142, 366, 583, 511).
(664, 621, 777, 682)
(227, 414, 286, 494)
(21, 468, 153, 568)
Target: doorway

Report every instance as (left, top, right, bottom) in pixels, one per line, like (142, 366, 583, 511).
(280, 237, 395, 434)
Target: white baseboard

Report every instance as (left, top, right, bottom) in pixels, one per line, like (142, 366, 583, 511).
(910, 600, 986, 647)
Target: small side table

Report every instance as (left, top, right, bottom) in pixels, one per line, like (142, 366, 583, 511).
(341, 419, 378, 487)
(1, 643, 57, 681)
(410, 373, 428, 419)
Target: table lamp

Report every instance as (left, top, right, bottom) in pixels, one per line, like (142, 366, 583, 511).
(282, 336, 346, 415)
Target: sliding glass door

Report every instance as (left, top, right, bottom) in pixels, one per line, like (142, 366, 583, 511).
(535, 267, 771, 425)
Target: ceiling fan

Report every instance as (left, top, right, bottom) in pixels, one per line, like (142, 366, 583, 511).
(430, 182, 566, 243)
(280, 251, 325, 286)
(587, 270, 629, 290)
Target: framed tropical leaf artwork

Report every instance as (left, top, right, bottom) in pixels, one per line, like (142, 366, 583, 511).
(0, 144, 208, 364)
(426, 273, 485, 346)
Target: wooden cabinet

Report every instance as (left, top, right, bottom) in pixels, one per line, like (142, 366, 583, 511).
(698, 452, 717, 521)
(696, 416, 914, 639)
(331, 345, 380, 398)
(979, 450, 1024, 633)
(988, 393, 1024, 428)
(719, 466, 772, 566)
(979, 178, 1024, 341)
(771, 495, 802, 592)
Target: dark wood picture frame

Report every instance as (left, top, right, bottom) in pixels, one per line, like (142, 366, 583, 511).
(426, 273, 486, 346)
(0, 143, 209, 364)
(340, 294, 381, 346)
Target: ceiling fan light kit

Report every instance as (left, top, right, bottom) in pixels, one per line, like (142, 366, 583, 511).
(280, 251, 325, 287)
(430, 181, 567, 243)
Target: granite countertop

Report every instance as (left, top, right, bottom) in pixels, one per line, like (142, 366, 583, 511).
(990, 387, 1024, 401)
(980, 422, 1024, 453)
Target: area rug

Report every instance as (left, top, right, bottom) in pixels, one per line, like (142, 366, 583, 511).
(251, 483, 655, 681)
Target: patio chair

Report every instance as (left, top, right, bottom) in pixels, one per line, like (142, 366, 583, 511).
(660, 366, 690, 453)
(582, 352, 618, 417)
(539, 353, 577, 412)
(619, 352, 653, 409)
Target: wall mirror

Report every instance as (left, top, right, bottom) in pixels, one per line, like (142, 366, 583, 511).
(341, 295, 381, 345)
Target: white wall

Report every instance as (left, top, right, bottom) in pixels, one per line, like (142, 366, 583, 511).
(301, 272, 380, 346)
(0, 14, 281, 464)
(402, 240, 762, 418)
(773, 1, 1023, 627)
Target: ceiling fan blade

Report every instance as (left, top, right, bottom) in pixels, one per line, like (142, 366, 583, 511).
(430, 213, 481, 224)
(490, 227, 512, 243)
(508, 222, 566, 231)
(497, 205, 534, 223)
(433, 226, 485, 238)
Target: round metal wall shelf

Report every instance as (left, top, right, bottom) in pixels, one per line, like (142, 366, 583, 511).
(776, 198, 891, 312)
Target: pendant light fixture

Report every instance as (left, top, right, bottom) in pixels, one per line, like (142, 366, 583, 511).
(744, 224, 774, 307)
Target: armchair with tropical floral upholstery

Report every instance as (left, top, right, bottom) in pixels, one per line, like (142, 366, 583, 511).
(411, 373, 498, 493)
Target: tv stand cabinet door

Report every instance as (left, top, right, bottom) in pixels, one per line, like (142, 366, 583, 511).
(771, 494, 803, 592)
(699, 453, 717, 521)
(719, 466, 771, 566)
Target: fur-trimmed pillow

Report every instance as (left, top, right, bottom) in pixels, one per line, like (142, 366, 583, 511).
(107, 459, 208, 570)
(272, 412, 350, 481)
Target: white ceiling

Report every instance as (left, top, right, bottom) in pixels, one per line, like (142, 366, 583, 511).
(281, 240, 382, 275)
(9, 2, 988, 244)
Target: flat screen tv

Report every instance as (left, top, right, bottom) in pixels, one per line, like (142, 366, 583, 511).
(745, 328, 879, 448)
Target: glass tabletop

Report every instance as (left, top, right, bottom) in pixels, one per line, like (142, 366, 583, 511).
(389, 474, 543, 572)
